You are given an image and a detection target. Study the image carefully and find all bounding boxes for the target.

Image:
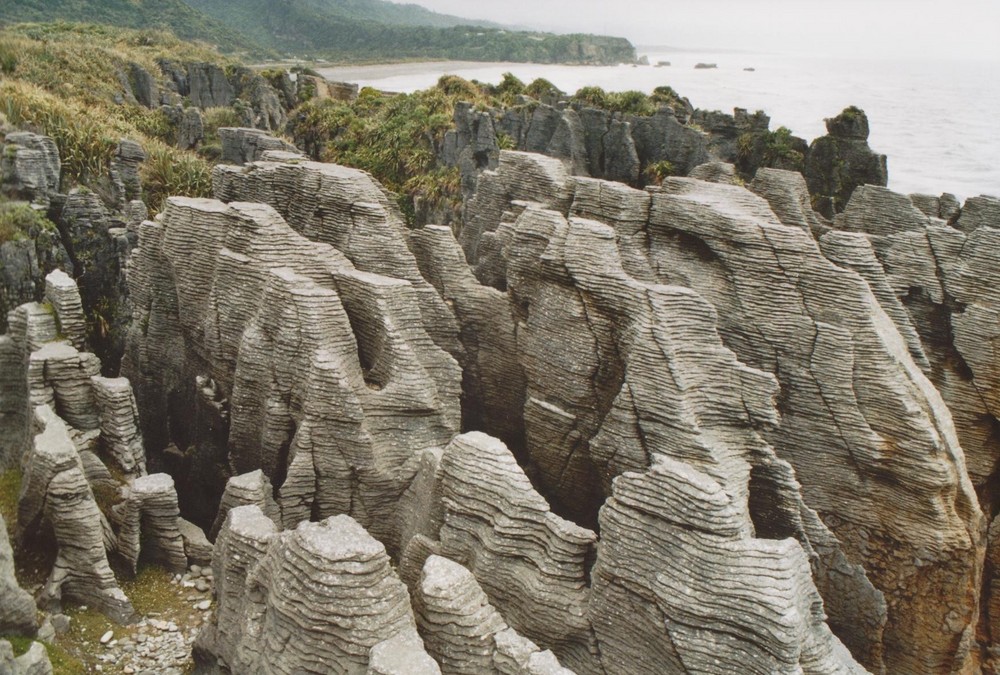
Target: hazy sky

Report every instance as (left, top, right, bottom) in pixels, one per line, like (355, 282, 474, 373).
(396, 0, 1000, 60)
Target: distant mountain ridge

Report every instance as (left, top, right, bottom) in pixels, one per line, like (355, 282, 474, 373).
(0, 0, 635, 64)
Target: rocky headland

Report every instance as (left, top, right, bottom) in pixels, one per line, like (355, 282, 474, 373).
(2, 26, 1000, 675)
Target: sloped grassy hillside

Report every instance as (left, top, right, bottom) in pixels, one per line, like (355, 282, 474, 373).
(0, 23, 232, 210)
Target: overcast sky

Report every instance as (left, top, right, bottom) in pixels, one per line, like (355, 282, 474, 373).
(396, 0, 1000, 60)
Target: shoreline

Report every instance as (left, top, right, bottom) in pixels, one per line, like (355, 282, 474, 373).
(313, 59, 619, 82)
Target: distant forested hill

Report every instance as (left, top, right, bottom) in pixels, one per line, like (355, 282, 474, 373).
(0, 0, 635, 64)
(0, 0, 257, 53)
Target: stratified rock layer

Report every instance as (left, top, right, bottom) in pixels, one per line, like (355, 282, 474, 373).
(18, 405, 133, 622)
(458, 151, 981, 673)
(124, 197, 460, 545)
(201, 509, 418, 673)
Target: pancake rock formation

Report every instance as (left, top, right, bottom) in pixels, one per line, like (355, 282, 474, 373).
(1, 269, 209, 623)
(108, 144, 1000, 675)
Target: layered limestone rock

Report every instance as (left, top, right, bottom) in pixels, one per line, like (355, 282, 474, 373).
(114, 473, 188, 574)
(90, 375, 146, 475)
(109, 139, 146, 209)
(124, 197, 460, 544)
(367, 628, 442, 675)
(1, 512, 37, 637)
(199, 510, 418, 673)
(1, 132, 60, 206)
(832, 184, 1000, 662)
(209, 469, 280, 540)
(414, 554, 572, 675)
(458, 150, 980, 673)
(397, 432, 597, 672)
(408, 224, 525, 446)
(195, 505, 278, 671)
(43, 269, 86, 349)
(217, 128, 300, 165)
(211, 158, 461, 358)
(18, 405, 133, 622)
(592, 457, 863, 674)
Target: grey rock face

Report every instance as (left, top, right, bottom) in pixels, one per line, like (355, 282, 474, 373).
(44, 269, 86, 349)
(407, 225, 525, 448)
(186, 63, 234, 109)
(414, 555, 572, 675)
(55, 190, 129, 369)
(1, 512, 37, 637)
(0, 639, 53, 675)
(202, 510, 417, 673)
(110, 139, 146, 209)
(209, 470, 279, 540)
(177, 107, 204, 150)
(399, 432, 597, 672)
(0, 334, 29, 470)
(833, 184, 1000, 664)
(177, 518, 213, 565)
(1, 132, 60, 206)
(367, 628, 441, 675)
(123, 197, 460, 544)
(805, 107, 888, 217)
(459, 150, 979, 672)
(212, 159, 462, 358)
(91, 375, 146, 475)
(19, 405, 134, 622)
(414, 554, 505, 673)
(217, 128, 300, 165)
(115, 473, 188, 574)
(128, 63, 159, 109)
(0, 208, 72, 334)
(628, 106, 709, 175)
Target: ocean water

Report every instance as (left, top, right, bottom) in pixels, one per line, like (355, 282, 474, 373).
(319, 51, 1000, 202)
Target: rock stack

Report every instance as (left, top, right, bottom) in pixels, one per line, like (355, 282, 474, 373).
(1, 269, 207, 623)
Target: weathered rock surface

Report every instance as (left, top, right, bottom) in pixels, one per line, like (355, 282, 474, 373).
(38, 136, 990, 674)
(211, 158, 461, 358)
(91, 375, 146, 474)
(115, 473, 188, 574)
(458, 150, 980, 673)
(0, 639, 53, 675)
(199, 510, 417, 673)
(110, 139, 146, 210)
(123, 197, 460, 544)
(399, 432, 597, 672)
(18, 405, 133, 622)
(831, 183, 1000, 665)
(1, 132, 60, 206)
(0, 207, 71, 334)
(367, 628, 441, 675)
(217, 128, 300, 165)
(0, 512, 37, 637)
(209, 469, 279, 540)
(414, 554, 572, 675)
(43, 269, 86, 349)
